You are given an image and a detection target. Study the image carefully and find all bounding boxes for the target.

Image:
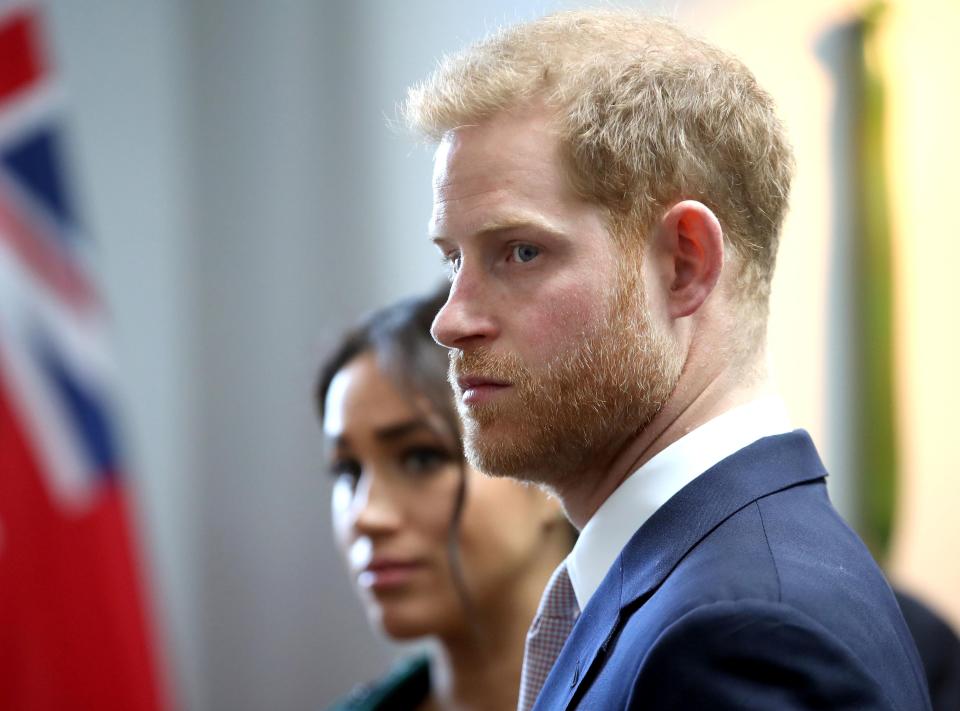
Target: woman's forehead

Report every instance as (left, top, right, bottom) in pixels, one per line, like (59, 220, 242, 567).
(323, 353, 424, 440)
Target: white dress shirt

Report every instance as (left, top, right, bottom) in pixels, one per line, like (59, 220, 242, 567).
(566, 396, 793, 610)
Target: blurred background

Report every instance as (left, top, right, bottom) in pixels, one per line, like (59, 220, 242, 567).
(14, 0, 957, 708)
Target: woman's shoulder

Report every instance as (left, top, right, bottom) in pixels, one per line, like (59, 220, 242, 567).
(326, 655, 431, 711)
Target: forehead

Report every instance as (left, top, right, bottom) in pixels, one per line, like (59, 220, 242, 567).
(429, 107, 582, 239)
(322, 353, 417, 439)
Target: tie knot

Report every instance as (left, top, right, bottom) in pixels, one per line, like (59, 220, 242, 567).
(538, 562, 578, 620)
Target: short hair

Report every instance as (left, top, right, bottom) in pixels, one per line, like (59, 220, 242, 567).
(404, 10, 794, 336)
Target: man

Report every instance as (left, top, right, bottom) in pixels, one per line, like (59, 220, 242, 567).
(405, 9, 930, 710)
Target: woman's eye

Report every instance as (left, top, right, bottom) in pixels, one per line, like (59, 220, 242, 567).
(400, 446, 451, 475)
(329, 458, 360, 486)
(510, 244, 540, 263)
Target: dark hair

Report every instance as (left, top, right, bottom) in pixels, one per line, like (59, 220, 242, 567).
(316, 283, 478, 628)
(316, 284, 460, 456)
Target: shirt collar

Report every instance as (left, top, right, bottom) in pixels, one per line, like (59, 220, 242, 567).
(566, 396, 793, 610)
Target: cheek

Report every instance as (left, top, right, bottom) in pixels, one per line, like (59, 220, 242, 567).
(411, 500, 456, 547)
(415, 471, 462, 537)
(516, 280, 612, 355)
(330, 482, 355, 555)
(458, 480, 541, 579)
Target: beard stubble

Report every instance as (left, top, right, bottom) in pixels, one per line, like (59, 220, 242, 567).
(448, 275, 683, 489)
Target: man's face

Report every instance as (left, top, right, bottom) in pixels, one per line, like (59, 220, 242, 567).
(429, 106, 680, 488)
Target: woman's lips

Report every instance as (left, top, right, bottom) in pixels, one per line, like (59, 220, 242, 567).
(357, 560, 425, 591)
(457, 376, 511, 406)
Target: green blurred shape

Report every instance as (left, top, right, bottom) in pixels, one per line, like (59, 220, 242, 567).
(854, 1, 897, 562)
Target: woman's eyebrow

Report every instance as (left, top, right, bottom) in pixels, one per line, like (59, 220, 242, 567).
(374, 420, 432, 441)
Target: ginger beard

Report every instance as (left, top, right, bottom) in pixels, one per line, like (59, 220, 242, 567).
(449, 270, 683, 489)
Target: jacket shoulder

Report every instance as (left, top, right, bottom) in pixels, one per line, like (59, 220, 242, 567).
(577, 488, 931, 710)
(626, 599, 906, 709)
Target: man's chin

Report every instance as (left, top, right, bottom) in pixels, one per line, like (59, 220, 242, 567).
(465, 446, 537, 481)
(463, 426, 531, 480)
(463, 426, 563, 485)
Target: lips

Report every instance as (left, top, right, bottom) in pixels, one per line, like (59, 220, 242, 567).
(357, 558, 425, 591)
(456, 375, 511, 406)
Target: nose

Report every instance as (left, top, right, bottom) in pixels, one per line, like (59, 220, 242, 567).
(351, 471, 402, 536)
(430, 274, 498, 349)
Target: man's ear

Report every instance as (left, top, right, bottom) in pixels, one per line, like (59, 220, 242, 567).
(652, 200, 724, 319)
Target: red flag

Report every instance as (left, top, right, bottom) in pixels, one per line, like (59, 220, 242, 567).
(0, 4, 168, 709)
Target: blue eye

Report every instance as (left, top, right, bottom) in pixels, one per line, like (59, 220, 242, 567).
(511, 244, 539, 263)
(445, 252, 462, 275)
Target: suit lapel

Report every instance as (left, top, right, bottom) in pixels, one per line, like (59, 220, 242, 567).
(533, 430, 828, 710)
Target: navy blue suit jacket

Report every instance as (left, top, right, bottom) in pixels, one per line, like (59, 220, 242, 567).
(533, 431, 931, 710)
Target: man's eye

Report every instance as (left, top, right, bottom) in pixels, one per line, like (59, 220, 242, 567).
(511, 244, 540, 263)
(445, 252, 462, 275)
(400, 446, 451, 475)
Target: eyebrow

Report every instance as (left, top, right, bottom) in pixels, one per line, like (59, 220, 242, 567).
(431, 214, 565, 247)
(327, 419, 434, 449)
(374, 419, 434, 441)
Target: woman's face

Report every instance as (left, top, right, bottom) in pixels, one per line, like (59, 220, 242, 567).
(324, 351, 561, 640)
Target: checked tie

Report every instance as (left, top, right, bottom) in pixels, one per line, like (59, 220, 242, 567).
(517, 562, 580, 711)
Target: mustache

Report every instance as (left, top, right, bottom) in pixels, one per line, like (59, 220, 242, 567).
(448, 349, 529, 388)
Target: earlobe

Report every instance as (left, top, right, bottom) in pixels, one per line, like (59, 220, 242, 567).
(658, 200, 724, 319)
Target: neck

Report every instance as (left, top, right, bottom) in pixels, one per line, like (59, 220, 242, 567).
(427, 637, 520, 711)
(426, 527, 568, 711)
(560, 357, 774, 528)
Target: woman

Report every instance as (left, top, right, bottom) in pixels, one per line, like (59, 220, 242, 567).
(318, 285, 574, 711)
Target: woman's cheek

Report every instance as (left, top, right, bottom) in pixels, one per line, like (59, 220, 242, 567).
(417, 476, 461, 542)
(458, 488, 520, 581)
(330, 485, 355, 556)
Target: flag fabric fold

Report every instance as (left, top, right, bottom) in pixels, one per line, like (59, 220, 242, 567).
(0, 3, 167, 709)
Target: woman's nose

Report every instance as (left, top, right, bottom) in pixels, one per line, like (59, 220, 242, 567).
(351, 470, 403, 535)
